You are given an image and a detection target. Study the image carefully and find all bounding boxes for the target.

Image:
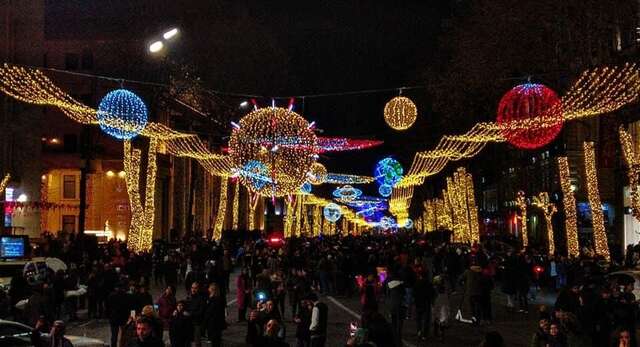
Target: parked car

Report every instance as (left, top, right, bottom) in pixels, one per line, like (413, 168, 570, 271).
(0, 319, 107, 346)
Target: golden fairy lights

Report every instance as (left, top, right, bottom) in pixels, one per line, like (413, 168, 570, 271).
(532, 192, 557, 256)
(123, 139, 158, 252)
(558, 157, 580, 258)
(213, 177, 228, 240)
(583, 142, 610, 261)
(384, 96, 418, 130)
(389, 64, 640, 219)
(0, 174, 10, 194)
(620, 126, 640, 221)
(228, 107, 317, 197)
(423, 168, 479, 244)
(232, 182, 240, 230)
(515, 191, 528, 248)
(308, 162, 328, 185)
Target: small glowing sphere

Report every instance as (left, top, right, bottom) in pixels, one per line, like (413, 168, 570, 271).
(375, 157, 403, 187)
(240, 160, 271, 191)
(300, 182, 312, 194)
(308, 162, 328, 185)
(97, 89, 148, 140)
(384, 96, 418, 131)
(323, 203, 342, 223)
(379, 184, 393, 197)
(380, 216, 396, 229)
(403, 218, 414, 229)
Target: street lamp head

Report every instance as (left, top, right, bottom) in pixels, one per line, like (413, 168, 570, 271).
(163, 28, 179, 40)
(240, 101, 249, 108)
(149, 41, 164, 53)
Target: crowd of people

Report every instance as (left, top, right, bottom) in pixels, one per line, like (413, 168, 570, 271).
(1, 229, 640, 346)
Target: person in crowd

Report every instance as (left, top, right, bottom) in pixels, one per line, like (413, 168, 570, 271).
(547, 321, 567, 347)
(203, 283, 227, 347)
(186, 281, 206, 347)
(432, 274, 450, 341)
(237, 267, 252, 322)
(157, 285, 177, 330)
(169, 300, 193, 347)
(413, 268, 434, 339)
(140, 305, 163, 340)
(611, 328, 635, 347)
(132, 317, 164, 347)
(260, 319, 290, 347)
(32, 319, 73, 347)
(294, 298, 313, 347)
(107, 283, 132, 347)
(308, 293, 328, 347)
(461, 264, 484, 324)
(530, 318, 550, 347)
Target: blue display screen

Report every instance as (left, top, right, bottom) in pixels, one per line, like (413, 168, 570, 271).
(0, 237, 25, 258)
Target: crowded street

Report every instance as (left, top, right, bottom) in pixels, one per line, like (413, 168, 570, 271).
(2, 1, 640, 346)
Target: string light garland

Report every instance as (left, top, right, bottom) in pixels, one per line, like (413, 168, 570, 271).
(619, 127, 640, 221)
(497, 83, 563, 149)
(228, 107, 317, 197)
(583, 142, 610, 261)
(316, 137, 383, 152)
(313, 205, 321, 236)
(558, 157, 580, 258)
(323, 203, 342, 223)
(379, 184, 393, 197)
(123, 139, 158, 252)
(516, 191, 529, 248)
(533, 192, 557, 256)
(213, 177, 228, 240)
(308, 162, 328, 185)
(465, 173, 480, 244)
(97, 89, 149, 140)
(247, 193, 256, 231)
(0, 174, 10, 194)
(232, 181, 240, 230)
(324, 173, 375, 185)
(384, 96, 418, 130)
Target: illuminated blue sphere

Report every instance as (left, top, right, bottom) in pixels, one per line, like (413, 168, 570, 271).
(300, 182, 312, 194)
(375, 157, 403, 186)
(323, 203, 342, 223)
(403, 218, 414, 229)
(380, 216, 396, 229)
(241, 160, 271, 191)
(379, 184, 393, 197)
(97, 89, 148, 140)
(333, 185, 362, 201)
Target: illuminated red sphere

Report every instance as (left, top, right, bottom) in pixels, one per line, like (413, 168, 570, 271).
(496, 83, 563, 150)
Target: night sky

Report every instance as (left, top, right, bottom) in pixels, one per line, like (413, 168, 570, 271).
(44, 1, 456, 203)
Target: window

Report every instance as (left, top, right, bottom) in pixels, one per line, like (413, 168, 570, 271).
(64, 53, 79, 70)
(63, 134, 78, 153)
(63, 175, 76, 199)
(81, 49, 93, 70)
(62, 215, 76, 233)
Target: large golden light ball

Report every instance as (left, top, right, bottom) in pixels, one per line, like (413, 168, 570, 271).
(229, 107, 317, 197)
(384, 96, 417, 131)
(307, 162, 327, 185)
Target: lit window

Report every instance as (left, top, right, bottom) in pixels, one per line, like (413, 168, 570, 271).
(63, 175, 76, 199)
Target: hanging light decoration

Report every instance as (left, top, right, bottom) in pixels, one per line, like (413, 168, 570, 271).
(299, 182, 312, 194)
(308, 162, 328, 185)
(375, 157, 404, 186)
(332, 185, 363, 201)
(379, 184, 393, 197)
(380, 216, 396, 229)
(496, 83, 563, 149)
(323, 203, 342, 223)
(229, 107, 317, 197)
(97, 89, 148, 140)
(384, 95, 418, 131)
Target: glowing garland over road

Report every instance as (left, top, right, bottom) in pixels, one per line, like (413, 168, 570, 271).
(390, 64, 640, 219)
(532, 192, 557, 256)
(583, 142, 610, 261)
(558, 157, 580, 258)
(232, 181, 240, 230)
(213, 177, 228, 240)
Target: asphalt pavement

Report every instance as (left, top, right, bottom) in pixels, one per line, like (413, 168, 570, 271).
(67, 272, 546, 346)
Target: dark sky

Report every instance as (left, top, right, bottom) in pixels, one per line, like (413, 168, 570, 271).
(45, 0, 451, 200)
